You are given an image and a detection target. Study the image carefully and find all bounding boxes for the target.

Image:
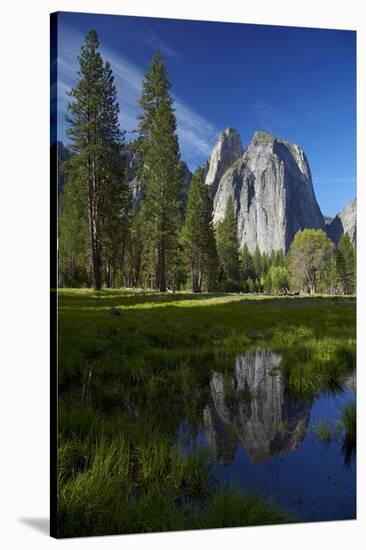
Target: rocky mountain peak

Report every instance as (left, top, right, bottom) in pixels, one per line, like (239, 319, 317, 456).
(211, 130, 325, 253)
(205, 127, 243, 197)
(246, 132, 311, 180)
(326, 198, 356, 245)
(250, 130, 275, 145)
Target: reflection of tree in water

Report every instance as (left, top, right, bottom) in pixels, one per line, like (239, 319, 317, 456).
(340, 399, 356, 468)
(342, 435, 356, 468)
(203, 350, 312, 464)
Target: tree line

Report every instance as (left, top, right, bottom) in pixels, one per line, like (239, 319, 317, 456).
(59, 30, 356, 295)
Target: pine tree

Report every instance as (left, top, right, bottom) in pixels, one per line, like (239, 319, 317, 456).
(65, 30, 126, 290)
(275, 249, 285, 267)
(247, 277, 255, 293)
(253, 245, 263, 280)
(240, 243, 255, 282)
(124, 204, 144, 287)
(59, 175, 89, 287)
(182, 167, 218, 292)
(205, 221, 219, 292)
(323, 254, 338, 294)
(216, 196, 240, 288)
(138, 51, 183, 292)
(336, 234, 356, 294)
(261, 252, 269, 278)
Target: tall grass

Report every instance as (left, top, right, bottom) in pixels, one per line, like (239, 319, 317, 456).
(169, 447, 211, 495)
(279, 338, 355, 396)
(137, 436, 171, 483)
(57, 424, 288, 537)
(195, 489, 290, 529)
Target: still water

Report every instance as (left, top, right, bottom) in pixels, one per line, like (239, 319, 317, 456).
(179, 351, 356, 522)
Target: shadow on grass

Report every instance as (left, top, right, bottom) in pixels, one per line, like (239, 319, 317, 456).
(58, 290, 231, 311)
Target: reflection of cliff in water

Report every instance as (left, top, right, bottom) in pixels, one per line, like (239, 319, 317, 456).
(203, 350, 311, 464)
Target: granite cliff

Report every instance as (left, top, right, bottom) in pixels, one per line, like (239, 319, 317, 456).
(206, 130, 326, 253)
(205, 128, 243, 198)
(325, 198, 357, 245)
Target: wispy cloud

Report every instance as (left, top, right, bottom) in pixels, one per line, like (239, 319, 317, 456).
(135, 30, 182, 62)
(174, 99, 218, 159)
(56, 22, 217, 167)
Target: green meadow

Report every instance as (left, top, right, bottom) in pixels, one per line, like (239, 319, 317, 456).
(57, 289, 356, 537)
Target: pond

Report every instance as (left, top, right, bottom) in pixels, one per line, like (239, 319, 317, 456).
(179, 350, 356, 522)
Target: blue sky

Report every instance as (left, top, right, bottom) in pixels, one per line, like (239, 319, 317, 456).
(54, 12, 356, 217)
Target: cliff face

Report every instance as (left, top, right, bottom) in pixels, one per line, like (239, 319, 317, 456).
(326, 198, 357, 245)
(205, 128, 243, 198)
(209, 130, 325, 253)
(203, 351, 311, 464)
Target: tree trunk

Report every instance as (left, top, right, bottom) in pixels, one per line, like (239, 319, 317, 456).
(88, 156, 101, 291)
(192, 266, 201, 293)
(90, 240, 101, 290)
(160, 246, 166, 292)
(156, 239, 166, 292)
(88, 207, 101, 291)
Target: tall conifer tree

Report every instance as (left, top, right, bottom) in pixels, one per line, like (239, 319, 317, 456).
(216, 196, 240, 287)
(240, 243, 255, 282)
(253, 245, 263, 280)
(65, 30, 126, 290)
(336, 234, 356, 294)
(59, 175, 89, 287)
(182, 167, 218, 292)
(138, 51, 183, 291)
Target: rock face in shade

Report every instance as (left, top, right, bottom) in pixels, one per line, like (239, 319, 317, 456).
(203, 351, 311, 464)
(211, 130, 326, 253)
(326, 198, 357, 245)
(205, 128, 243, 198)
